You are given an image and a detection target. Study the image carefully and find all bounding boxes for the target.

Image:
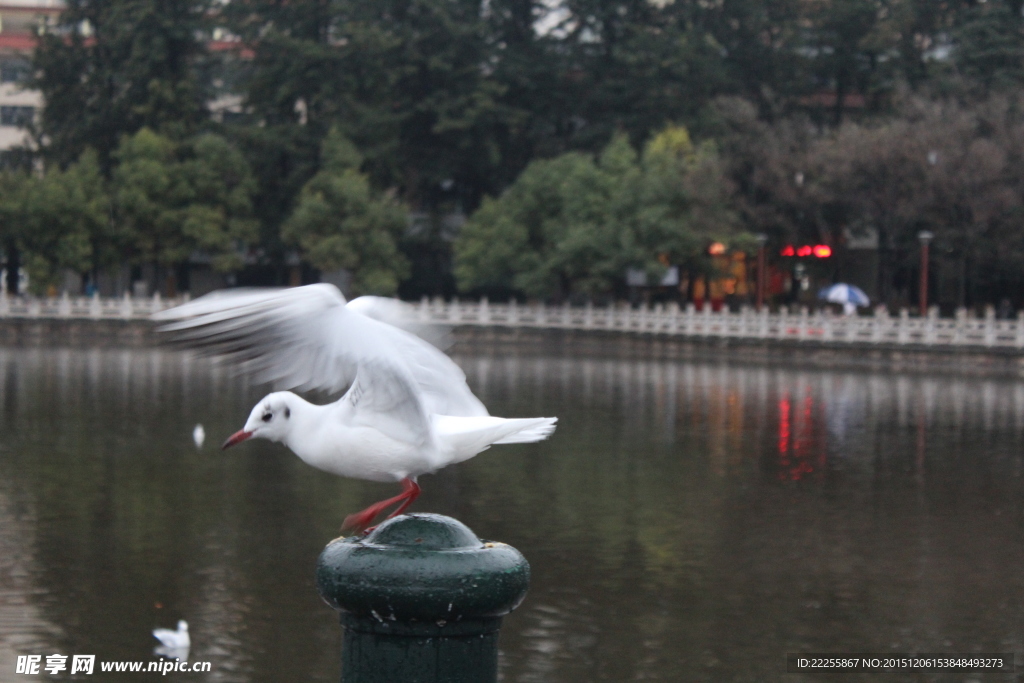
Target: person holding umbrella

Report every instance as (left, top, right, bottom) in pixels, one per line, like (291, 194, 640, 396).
(819, 283, 870, 315)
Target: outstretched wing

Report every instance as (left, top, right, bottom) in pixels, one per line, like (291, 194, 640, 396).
(152, 284, 488, 416)
(340, 360, 432, 447)
(346, 295, 453, 351)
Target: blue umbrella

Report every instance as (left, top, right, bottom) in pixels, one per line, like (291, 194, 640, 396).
(818, 283, 870, 307)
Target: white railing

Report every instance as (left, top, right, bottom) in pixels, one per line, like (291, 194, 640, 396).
(419, 299, 1024, 350)
(5, 294, 1023, 351)
(0, 293, 186, 320)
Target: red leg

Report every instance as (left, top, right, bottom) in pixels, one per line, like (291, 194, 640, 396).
(342, 478, 420, 532)
(385, 479, 421, 519)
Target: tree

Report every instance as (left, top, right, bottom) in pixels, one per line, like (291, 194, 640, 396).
(873, 0, 961, 88)
(21, 151, 111, 294)
(635, 126, 740, 278)
(802, 0, 883, 124)
(282, 129, 409, 296)
(33, 0, 211, 171)
(226, 0, 508, 207)
(113, 128, 257, 291)
(917, 97, 1024, 306)
(0, 151, 116, 295)
(704, 0, 805, 111)
(812, 116, 936, 303)
(529, 0, 733, 152)
(454, 152, 584, 299)
(179, 134, 260, 273)
(0, 171, 31, 294)
(455, 128, 739, 300)
(712, 97, 824, 247)
(952, 2, 1024, 92)
(719, 89, 1024, 308)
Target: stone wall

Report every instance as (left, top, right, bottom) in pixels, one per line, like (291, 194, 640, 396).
(0, 318, 1020, 377)
(0, 319, 156, 347)
(451, 325, 1024, 378)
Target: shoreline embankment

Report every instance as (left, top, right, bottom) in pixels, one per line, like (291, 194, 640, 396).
(1, 318, 1023, 378)
(452, 325, 1024, 378)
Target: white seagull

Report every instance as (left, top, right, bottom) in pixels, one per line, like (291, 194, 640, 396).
(153, 285, 557, 530)
(153, 620, 190, 649)
(192, 424, 205, 449)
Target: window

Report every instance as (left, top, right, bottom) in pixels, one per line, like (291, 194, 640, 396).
(0, 106, 34, 127)
(0, 60, 30, 84)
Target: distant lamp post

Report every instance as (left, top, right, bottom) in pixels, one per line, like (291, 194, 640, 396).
(755, 234, 768, 311)
(918, 230, 934, 315)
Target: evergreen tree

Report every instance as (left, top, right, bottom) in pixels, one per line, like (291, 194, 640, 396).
(33, 0, 211, 171)
(21, 151, 111, 293)
(225, 0, 508, 209)
(282, 129, 409, 296)
(455, 128, 738, 300)
(952, 2, 1024, 91)
(0, 171, 31, 294)
(0, 151, 114, 294)
(113, 128, 256, 291)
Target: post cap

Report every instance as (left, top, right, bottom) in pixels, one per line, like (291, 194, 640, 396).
(316, 513, 529, 623)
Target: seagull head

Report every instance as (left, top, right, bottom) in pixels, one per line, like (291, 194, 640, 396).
(222, 392, 297, 449)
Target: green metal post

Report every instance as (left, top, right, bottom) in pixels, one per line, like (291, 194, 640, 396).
(316, 513, 530, 683)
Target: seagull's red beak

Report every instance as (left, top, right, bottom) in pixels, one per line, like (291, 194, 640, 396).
(222, 429, 253, 450)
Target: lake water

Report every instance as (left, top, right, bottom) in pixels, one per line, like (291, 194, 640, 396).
(2, 347, 1024, 682)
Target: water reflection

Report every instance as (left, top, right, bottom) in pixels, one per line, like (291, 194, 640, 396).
(457, 354, 1024, 681)
(0, 482, 63, 680)
(0, 348, 1023, 681)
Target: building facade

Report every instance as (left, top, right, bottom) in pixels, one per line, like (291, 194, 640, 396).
(0, 1, 61, 158)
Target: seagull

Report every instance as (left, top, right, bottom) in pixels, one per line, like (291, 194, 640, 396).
(153, 620, 190, 649)
(153, 285, 557, 531)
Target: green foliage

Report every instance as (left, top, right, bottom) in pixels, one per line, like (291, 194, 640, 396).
(282, 129, 409, 296)
(21, 151, 110, 293)
(181, 135, 259, 271)
(16, 0, 1024, 304)
(0, 151, 118, 294)
(455, 128, 739, 300)
(223, 0, 508, 209)
(952, 3, 1024, 91)
(33, 0, 211, 171)
(113, 128, 256, 272)
(0, 171, 30, 244)
(0, 171, 32, 293)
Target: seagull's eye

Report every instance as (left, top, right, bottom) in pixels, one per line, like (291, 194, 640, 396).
(262, 413, 273, 422)
(285, 407, 291, 418)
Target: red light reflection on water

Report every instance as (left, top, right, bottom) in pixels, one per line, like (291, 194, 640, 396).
(776, 389, 825, 481)
(778, 394, 790, 455)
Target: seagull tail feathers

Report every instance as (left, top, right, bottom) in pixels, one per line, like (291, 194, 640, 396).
(492, 417, 558, 444)
(431, 415, 558, 467)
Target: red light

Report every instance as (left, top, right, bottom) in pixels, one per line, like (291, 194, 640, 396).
(778, 394, 790, 455)
(813, 244, 832, 258)
(780, 245, 795, 256)
(797, 245, 813, 257)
